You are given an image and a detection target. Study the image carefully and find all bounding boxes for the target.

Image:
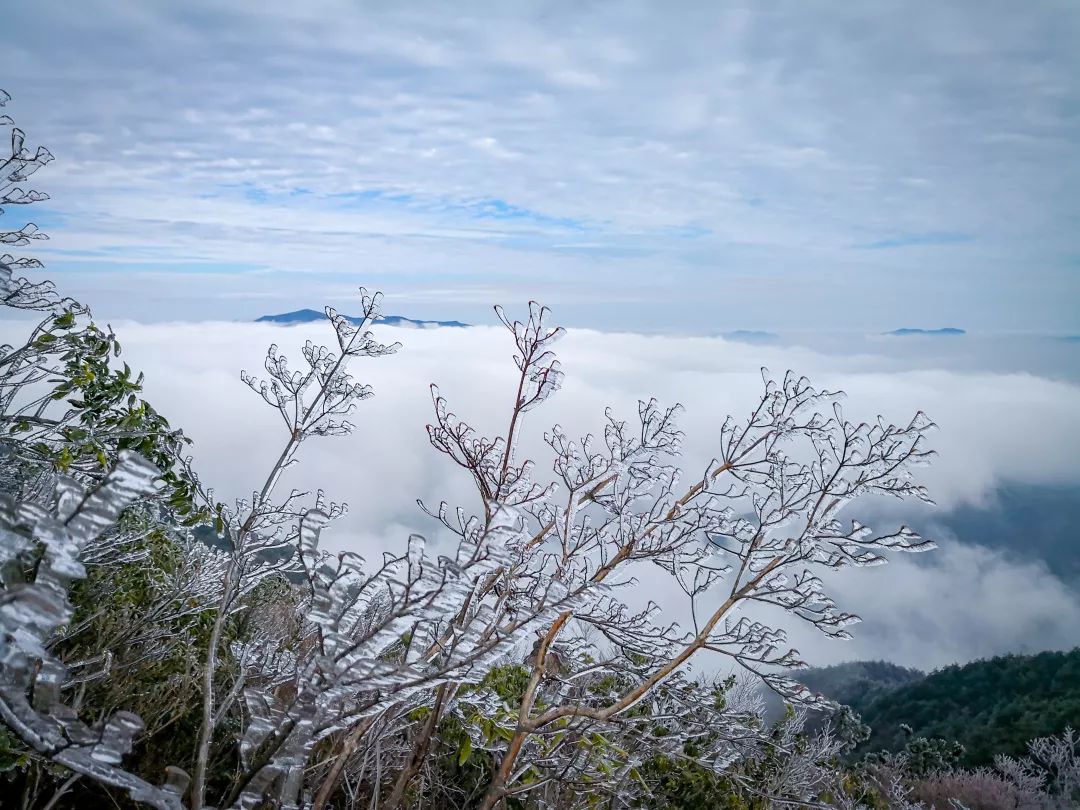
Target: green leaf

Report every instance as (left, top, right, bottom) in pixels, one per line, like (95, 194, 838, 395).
(53, 311, 76, 330)
(457, 736, 472, 765)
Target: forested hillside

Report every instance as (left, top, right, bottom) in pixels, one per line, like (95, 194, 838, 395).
(851, 650, 1080, 766)
(796, 661, 927, 711)
(762, 660, 924, 730)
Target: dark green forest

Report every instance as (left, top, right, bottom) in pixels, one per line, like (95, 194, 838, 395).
(797, 651, 1080, 767)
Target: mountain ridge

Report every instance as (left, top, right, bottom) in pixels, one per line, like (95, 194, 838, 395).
(885, 327, 966, 336)
(256, 308, 469, 329)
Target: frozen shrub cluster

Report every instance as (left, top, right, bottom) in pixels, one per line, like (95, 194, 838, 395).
(3, 88, 1071, 810)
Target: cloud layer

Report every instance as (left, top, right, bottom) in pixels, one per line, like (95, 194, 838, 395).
(5, 315, 1073, 671)
(4, 1, 1079, 330)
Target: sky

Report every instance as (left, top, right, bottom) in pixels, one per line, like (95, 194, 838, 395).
(2, 0, 1079, 331)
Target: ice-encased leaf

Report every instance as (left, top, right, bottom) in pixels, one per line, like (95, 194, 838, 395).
(0, 452, 187, 810)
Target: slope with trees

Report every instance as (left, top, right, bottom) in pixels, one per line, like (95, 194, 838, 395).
(796, 661, 927, 710)
(852, 649, 1080, 766)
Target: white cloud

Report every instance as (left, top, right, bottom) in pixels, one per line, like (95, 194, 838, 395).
(87, 321, 1080, 510)
(5, 315, 1074, 670)
(807, 542, 1080, 670)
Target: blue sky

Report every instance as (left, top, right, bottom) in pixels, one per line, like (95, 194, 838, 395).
(2, 0, 1078, 331)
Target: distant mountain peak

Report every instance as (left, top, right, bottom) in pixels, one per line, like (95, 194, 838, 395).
(885, 327, 966, 336)
(255, 309, 324, 324)
(722, 329, 780, 344)
(255, 309, 469, 329)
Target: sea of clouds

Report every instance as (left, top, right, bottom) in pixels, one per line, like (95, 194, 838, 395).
(3, 315, 1078, 673)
